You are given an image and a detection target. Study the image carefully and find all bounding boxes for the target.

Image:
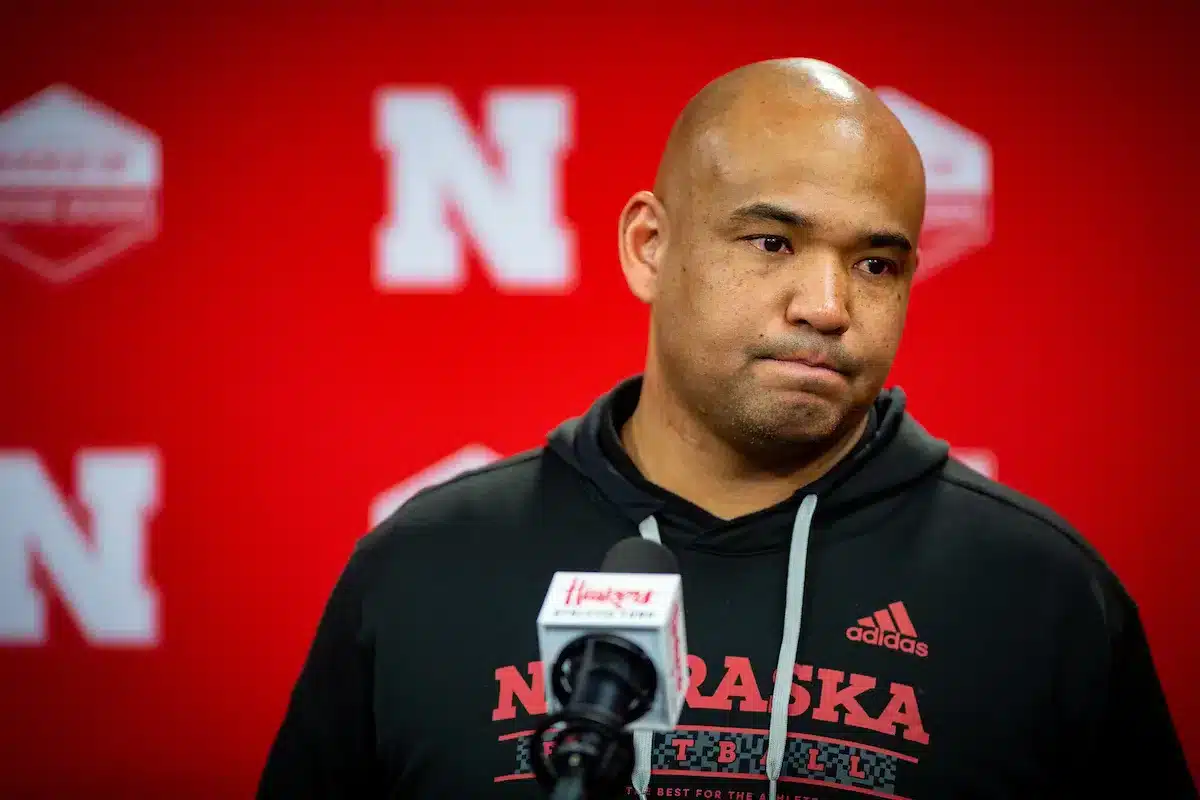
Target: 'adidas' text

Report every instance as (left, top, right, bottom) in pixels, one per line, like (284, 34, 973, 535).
(846, 601, 929, 658)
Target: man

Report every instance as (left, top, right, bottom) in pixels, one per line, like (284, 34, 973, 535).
(259, 59, 1196, 799)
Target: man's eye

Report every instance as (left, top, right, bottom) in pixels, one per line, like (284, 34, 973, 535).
(746, 236, 793, 255)
(858, 257, 898, 276)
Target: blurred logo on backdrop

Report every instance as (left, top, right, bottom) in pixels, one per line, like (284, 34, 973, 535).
(0, 84, 161, 284)
(875, 88, 992, 284)
(0, 448, 161, 647)
(370, 445, 998, 526)
(373, 88, 575, 293)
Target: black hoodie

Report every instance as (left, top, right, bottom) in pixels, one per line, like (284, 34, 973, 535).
(259, 377, 1197, 799)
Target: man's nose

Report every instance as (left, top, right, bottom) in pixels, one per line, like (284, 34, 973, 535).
(783, 255, 851, 334)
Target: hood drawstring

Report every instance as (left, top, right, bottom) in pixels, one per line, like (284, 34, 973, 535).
(630, 516, 663, 800)
(629, 495, 818, 800)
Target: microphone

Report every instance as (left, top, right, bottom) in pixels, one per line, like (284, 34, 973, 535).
(531, 538, 690, 800)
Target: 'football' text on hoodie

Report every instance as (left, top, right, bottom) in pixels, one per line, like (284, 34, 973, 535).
(259, 377, 1197, 799)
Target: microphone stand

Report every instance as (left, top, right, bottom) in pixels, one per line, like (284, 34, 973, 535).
(532, 715, 635, 800)
(549, 767, 586, 800)
(532, 634, 655, 800)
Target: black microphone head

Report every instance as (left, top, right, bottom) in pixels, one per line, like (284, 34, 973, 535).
(600, 537, 679, 575)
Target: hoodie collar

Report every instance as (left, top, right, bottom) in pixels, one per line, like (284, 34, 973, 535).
(545, 376, 950, 552)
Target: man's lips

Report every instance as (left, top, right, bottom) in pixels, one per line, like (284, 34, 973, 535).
(766, 353, 843, 373)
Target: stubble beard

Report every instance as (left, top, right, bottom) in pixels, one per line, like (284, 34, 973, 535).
(671, 364, 859, 466)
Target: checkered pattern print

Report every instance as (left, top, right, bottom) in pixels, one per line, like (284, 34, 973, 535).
(503, 727, 906, 794)
(782, 737, 899, 791)
(511, 735, 532, 777)
(651, 729, 768, 774)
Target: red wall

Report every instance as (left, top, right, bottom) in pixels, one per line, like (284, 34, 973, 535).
(2, 2, 1197, 795)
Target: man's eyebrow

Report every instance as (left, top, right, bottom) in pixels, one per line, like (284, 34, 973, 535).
(864, 231, 913, 253)
(728, 201, 811, 227)
(729, 201, 914, 253)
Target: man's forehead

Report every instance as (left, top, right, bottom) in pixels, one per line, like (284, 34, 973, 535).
(692, 120, 925, 233)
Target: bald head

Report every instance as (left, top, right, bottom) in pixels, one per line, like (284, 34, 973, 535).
(653, 58, 924, 222)
(617, 58, 928, 459)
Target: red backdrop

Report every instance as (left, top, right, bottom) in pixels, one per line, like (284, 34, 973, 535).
(2, 2, 1197, 796)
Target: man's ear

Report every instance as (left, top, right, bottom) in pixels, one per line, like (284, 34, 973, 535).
(618, 190, 669, 304)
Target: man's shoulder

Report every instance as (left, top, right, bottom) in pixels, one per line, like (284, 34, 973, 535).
(937, 458, 1081, 540)
(353, 445, 570, 559)
(387, 446, 548, 521)
(934, 458, 1128, 604)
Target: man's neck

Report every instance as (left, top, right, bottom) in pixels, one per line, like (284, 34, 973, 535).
(619, 372, 869, 520)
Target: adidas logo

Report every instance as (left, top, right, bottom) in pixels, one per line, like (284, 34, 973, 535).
(845, 601, 929, 658)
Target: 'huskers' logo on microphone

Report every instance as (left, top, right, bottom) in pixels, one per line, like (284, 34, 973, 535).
(667, 602, 686, 695)
(563, 579, 652, 609)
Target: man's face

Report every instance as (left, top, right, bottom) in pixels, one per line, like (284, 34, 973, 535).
(653, 114, 925, 449)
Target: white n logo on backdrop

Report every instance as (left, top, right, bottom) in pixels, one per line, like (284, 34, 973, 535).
(370, 445, 998, 526)
(0, 449, 160, 646)
(374, 89, 575, 292)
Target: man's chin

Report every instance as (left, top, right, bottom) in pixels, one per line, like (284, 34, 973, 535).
(735, 396, 848, 449)
(770, 418, 846, 447)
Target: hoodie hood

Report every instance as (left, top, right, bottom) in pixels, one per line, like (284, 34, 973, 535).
(546, 375, 950, 552)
